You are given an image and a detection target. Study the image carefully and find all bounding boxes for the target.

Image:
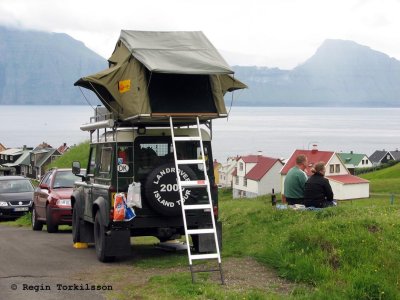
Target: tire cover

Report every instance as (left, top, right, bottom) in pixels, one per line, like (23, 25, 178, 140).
(145, 163, 197, 216)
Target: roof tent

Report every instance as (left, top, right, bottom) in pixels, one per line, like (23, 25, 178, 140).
(75, 30, 246, 123)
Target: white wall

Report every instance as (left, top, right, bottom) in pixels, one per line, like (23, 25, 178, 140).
(233, 161, 282, 198)
(326, 154, 349, 176)
(257, 162, 283, 194)
(355, 155, 373, 168)
(328, 181, 370, 200)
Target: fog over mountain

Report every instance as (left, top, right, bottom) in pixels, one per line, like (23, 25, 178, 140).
(232, 39, 400, 107)
(0, 26, 106, 105)
(0, 26, 399, 107)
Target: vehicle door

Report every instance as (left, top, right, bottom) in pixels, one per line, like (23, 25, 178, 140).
(35, 171, 52, 218)
(90, 143, 116, 218)
(81, 145, 97, 222)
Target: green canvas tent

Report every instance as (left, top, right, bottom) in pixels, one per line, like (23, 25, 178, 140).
(75, 30, 246, 123)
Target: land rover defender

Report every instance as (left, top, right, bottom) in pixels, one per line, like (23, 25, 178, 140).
(71, 121, 221, 262)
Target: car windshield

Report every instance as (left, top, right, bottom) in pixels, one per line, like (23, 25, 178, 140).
(53, 171, 78, 188)
(0, 179, 34, 193)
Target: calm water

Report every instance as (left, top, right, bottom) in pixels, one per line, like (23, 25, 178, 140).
(1, 106, 399, 162)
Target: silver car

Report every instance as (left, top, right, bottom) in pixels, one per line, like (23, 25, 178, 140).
(0, 176, 34, 220)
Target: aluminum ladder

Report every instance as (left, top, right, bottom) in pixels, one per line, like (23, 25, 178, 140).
(169, 116, 224, 284)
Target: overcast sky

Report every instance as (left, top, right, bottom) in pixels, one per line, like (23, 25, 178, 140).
(0, 0, 399, 69)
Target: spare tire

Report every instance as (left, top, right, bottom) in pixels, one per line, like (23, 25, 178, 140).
(145, 163, 197, 216)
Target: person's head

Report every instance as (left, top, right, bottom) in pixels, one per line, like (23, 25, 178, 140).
(312, 161, 326, 175)
(295, 154, 308, 171)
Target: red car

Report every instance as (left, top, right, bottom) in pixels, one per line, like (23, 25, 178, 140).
(32, 168, 80, 233)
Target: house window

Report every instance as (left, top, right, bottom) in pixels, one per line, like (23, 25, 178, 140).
(235, 176, 239, 185)
(329, 164, 334, 173)
(29, 166, 32, 174)
(335, 164, 340, 173)
(365, 159, 369, 165)
(387, 155, 391, 160)
(244, 178, 247, 187)
(239, 162, 244, 171)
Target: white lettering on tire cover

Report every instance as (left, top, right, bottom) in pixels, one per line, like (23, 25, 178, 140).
(152, 168, 192, 207)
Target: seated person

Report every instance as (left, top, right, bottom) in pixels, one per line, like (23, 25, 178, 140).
(304, 162, 334, 208)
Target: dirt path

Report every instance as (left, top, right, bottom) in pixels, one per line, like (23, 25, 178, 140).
(0, 225, 297, 299)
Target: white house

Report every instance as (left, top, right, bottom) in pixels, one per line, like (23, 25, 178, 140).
(218, 156, 238, 188)
(233, 154, 284, 198)
(337, 152, 372, 174)
(280, 148, 369, 201)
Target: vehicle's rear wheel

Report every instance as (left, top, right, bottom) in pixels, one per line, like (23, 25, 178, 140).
(94, 212, 115, 262)
(31, 206, 43, 231)
(72, 204, 81, 243)
(46, 205, 58, 233)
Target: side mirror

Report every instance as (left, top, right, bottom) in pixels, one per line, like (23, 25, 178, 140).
(39, 183, 49, 190)
(72, 161, 81, 175)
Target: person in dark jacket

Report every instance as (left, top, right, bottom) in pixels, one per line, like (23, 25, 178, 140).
(304, 162, 334, 208)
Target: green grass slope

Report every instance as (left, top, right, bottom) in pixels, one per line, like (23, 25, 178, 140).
(360, 163, 400, 194)
(219, 193, 400, 299)
(46, 141, 89, 170)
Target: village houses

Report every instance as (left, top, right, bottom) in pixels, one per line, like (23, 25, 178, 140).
(218, 156, 238, 188)
(0, 142, 68, 179)
(337, 151, 372, 175)
(232, 153, 283, 198)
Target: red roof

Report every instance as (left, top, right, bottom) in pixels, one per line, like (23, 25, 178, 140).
(240, 155, 282, 181)
(326, 175, 369, 184)
(231, 167, 237, 177)
(280, 149, 335, 176)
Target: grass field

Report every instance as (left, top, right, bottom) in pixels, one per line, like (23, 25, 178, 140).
(5, 150, 400, 299)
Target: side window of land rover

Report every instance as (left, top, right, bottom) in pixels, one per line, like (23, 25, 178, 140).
(99, 146, 113, 179)
(88, 146, 97, 176)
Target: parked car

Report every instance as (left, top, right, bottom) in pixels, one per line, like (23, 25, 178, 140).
(0, 176, 34, 220)
(32, 168, 82, 233)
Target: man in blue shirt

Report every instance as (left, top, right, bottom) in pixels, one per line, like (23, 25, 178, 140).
(283, 154, 308, 205)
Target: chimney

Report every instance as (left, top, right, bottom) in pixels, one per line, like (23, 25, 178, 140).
(64, 143, 67, 147)
(350, 150, 353, 154)
(311, 144, 318, 154)
(257, 150, 263, 156)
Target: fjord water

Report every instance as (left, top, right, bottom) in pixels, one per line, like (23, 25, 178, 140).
(1, 106, 399, 162)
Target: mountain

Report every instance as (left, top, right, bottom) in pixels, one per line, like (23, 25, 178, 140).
(1, 28, 399, 107)
(0, 26, 106, 105)
(232, 39, 400, 107)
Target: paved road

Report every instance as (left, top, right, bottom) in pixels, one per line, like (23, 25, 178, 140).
(0, 225, 111, 300)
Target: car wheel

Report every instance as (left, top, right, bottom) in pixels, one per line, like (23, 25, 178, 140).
(72, 204, 81, 243)
(46, 205, 58, 233)
(94, 212, 115, 262)
(31, 206, 43, 231)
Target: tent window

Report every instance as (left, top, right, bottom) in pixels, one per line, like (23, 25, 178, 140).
(148, 73, 217, 113)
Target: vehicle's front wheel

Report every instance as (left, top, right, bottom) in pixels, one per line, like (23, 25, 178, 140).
(31, 206, 43, 231)
(46, 205, 58, 233)
(94, 212, 114, 262)
(72, 204, 81, 243)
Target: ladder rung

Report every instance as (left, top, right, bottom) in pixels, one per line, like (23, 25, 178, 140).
(187, 228, 214, 235)
(181, 180, 208, 187)
(183, 204, 212, 210)
(174, 136, 201, 141)
(191, 253, 219, 260)
(177, 159, 204, 165)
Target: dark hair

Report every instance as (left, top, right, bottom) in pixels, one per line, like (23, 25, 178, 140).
(311, 161, 325, 174)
